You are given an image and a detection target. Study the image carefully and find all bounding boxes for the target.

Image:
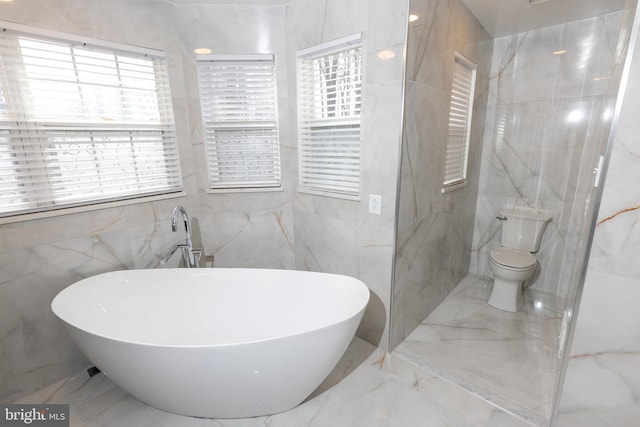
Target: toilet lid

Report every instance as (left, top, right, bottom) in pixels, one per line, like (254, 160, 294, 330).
(490, 248, 536, 269)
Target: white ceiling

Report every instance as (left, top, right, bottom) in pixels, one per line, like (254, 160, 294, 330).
(459, 0, 633, 37)
(163, 0, 635, 38)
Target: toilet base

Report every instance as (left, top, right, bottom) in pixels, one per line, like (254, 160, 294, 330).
(488, 277, 524, 312)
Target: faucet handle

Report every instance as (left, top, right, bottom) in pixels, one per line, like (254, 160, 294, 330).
(159, 244, 183, 264)
(193, 249, 203, 267)
(178, 246, 202, 268)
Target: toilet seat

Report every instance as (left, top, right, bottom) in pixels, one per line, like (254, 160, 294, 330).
(490, 248, 536, 270)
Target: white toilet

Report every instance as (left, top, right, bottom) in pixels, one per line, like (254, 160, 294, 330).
(488, 206, 553, 312)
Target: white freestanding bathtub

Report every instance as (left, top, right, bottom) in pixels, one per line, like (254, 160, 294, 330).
(51, 268, 370, 418)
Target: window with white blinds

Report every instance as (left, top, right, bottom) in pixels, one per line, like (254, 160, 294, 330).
(442, 51, 477, 193)
(296, 33, 363, 199)
(0, 22, 182, 218)
(197, 54, 281, 191)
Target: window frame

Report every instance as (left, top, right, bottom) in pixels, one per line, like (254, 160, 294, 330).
(0, 21, 183, 222)
(296, 33, 363, 201)
(441, 51, 477, 194)
(196, 53, 282, 193)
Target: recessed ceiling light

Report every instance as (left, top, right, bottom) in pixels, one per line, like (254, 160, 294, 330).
(409, 14, 419, 22)
(378, 50, 395, 60)
(194, 47, 212, 55)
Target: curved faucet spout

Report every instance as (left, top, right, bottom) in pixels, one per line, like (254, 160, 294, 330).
(172, 206, 193, 248)
(169, 206, 199, 268)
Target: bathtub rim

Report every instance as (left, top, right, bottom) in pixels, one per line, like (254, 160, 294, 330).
(51, 267, 371, 349)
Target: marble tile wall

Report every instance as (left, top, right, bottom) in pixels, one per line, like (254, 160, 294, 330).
(470, 10, 636, 302)
(285, 0, 408, 349)
(557, 3, 640, 423)
(0, 0, 298, 402)
(173, 3, 297, 270)
(0, 0, 190, 402)
(0, 0, 409, 401)
(390, 0, 493, 349)
(3, 1, 637, 422)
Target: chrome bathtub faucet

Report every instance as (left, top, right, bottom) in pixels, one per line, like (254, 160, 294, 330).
(160, 206, 202, 268)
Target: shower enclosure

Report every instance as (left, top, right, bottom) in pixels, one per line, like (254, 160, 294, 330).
(391, 0, 639, 424)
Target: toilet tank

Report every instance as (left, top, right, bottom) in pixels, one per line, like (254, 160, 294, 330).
(499, 207, 553, 252)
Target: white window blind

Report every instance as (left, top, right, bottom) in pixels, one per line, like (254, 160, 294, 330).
(0, 23, 182, 218)
(442, 51, 476, 193)
(297, 33, 363, 199)
(197, 54, 281, 190)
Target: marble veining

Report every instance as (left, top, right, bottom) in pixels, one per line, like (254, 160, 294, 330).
(557, 2, 640, 423)
(471, 8, 636, 303)
(1, 0, 638, 424)
(392, 0, 493, 349)
(394, 276, 568, 426)
(0, 0, 407, 402)
(16, 337, 532, 427)
(557, 270, 640, 426)
(286, 0, 407, 351)
(596, 204, 640, 224)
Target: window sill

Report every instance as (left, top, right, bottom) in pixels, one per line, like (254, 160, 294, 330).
(207, 186, 284, 194)
(297, 187, 360, 201)
(441, 180, 468, 194)
(0, 191, 187, 225)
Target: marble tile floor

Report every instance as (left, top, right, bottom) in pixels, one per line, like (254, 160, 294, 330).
(16, 336, 533, 427)
(394, 275, 568, 426)
(16, 275, 566, 427)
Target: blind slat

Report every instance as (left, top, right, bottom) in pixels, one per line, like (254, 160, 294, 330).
(197, 55, 281, 189)
(0, 26, 182, 217)
(442, 53, 476, 190)
(296, 39, 362, 198)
